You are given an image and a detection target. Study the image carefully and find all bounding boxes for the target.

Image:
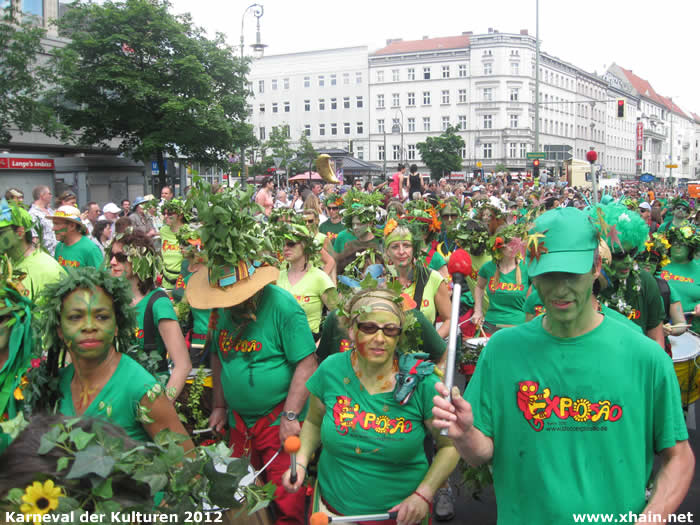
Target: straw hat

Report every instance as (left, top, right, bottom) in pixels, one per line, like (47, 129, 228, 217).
(186, 264, 279, 309)
(47, 205, 87, 233)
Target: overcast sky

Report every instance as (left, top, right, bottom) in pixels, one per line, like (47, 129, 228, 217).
(169, 0, 700, 116)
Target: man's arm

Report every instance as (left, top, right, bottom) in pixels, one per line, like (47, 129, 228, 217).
(280, 353, 318, 441)
(636, 441, 694, 524)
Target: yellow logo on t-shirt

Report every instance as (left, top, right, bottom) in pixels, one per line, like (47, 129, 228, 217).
(218, 329, 262, 356)
(57, 255, 80, 268)
(331, 395, 414, 436)
(294, 295, 311, 304)
(660, 270, 694, 283)
(488, 278, 524, 292)
(162, 239, 180, 252)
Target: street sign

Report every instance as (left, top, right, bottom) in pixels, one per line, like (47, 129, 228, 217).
(151, 161, 159, 175)
(640, 173, 655, 183)
(527, 152, 546, 160)
(476, 161, 482, 168)
(665, 164, 678, 169)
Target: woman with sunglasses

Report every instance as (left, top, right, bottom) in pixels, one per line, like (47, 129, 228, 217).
(276, 221, 337, 340)
(282, 288, 459, 525)
(319, 194, 345, 240)
(659, 225, 700, 333)
(109, 229, 191, 398)
(302, 208, 336, 278)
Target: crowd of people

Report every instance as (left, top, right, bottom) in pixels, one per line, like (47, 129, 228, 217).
(0, 165, 697, 524)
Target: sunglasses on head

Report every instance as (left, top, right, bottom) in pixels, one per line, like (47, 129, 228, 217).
(110, 251, 128, 263)
(611, 248, 638, 261)
(356, 322, 402, 337)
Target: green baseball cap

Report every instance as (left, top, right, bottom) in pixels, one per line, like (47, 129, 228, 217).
(528, 207, 598, 277)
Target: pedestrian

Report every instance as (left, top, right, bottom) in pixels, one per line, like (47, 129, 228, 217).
(28, 185, 57, 255)
(390, 163, 407, 200)
(255, 177, 275, 217)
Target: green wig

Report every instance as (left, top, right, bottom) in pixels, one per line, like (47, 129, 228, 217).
(588, 203, 649, 254)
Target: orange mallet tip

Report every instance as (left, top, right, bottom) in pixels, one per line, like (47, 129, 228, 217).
(309, 512, 330, 525)
(284, 435, 301, 454)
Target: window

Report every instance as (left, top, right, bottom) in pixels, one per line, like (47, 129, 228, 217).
(511, 49, 520, 56)
(259, 104, 265, 113)
(510, 88, 519, 101)
(407, 92, 415, 106)
(283, 125, 290, 138)
(483, 143, 492, 158)
(304, 124, 310, 137)
(272, 103, 278, 113)
(509, 143, 517, 158)
(343, 72, 350, 84)
(423, 67, 431, 80)
(258, 80, 264, 93)
(483, 88, 492, 101)
(377, 70, 384, 83)
(458, 89, 467, 103)
(442, 65, 450, 78)
(441, 90, 450, 104)
(259, 127, 265, 140)
(319, 124, 325, 136)
(356, 72, 363, 84)
(330, 74, 336, 86)
(304, 76, 310, 88)
(459, 64, 467, 77)
(378, 145, 385, 161)
(344, 122, 351, 134)
(356, 96, 363, 108)
(407, 117, 415, 132)
(392, 93, 400, 107)
(510, 114, 518, 128)
(484, 63, 492, 75)
(271, 79, 278, 90)
(442, 116, 450, 130)
(356, 122, 364, 134)
(483, 115, 492, 129)
(393, 145, 400, 161)
(458, 115, 467, 129)
(408, 144, 416, 160)
(392, 69, 400, 82)
(343, 97, 350, 109)
(318, 75, 325, 87)
(377, 94, 385, 109)
(377, 119, 385, 133)
(511, 62, 519, 75)
(304, 100, 310, 111)
(408, 68, 415, 81)
(520, 143, 527, 158)
(284, 102, 290, 112)
(331, 98, 337, 110)
(331, 123, 337, 135)
(356, 146, 364, 160)
(319, 99, 325, 110)
(461, 147, 467, 159)
(423, 91, 431, 105)
(283, 78, 289, 89)
(423, 117, 430, 131)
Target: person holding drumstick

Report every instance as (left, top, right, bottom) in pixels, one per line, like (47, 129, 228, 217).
(283, 288, 459, 525)
(660, 225, 700, 333)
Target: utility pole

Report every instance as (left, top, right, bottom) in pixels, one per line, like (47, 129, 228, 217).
(668, 101, 673, 187)
(534, 0, 540, 152)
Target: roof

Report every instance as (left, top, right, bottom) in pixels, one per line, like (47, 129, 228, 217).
(615, 65, 688, 118)
(690, 112, 700, 124)
(372, 35, 470, 56)
(341, 156, 383, 174)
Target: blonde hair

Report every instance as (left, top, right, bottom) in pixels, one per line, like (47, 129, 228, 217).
(303, 193, 322, 216)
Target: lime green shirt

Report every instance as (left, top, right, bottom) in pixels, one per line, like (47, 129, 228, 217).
(403, 269, 445, 323)
(277, 266, 335, 333)
(134, 288, 178, 373)
(159, 225, 183, 288)
(16, 249, 65, 300)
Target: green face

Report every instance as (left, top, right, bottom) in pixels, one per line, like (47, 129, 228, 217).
(0, 226, 23, 263)
(533, 270, 596, 329)
(673, 207, 688, 221)
(638, 260, 658, 275)
(351, 216, 372, 240)
(609, 244, 637, 279)
(670, 244, 689, 263)
(59, 287, 117, 361)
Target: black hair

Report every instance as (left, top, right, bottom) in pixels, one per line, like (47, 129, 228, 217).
(93, 220, 111, 241)
(410, 164, 418, 174)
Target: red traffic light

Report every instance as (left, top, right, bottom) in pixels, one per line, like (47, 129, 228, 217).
(617, 99, 625, 118)
(586, 150, 598, 163)
(533, 159, 540, 167)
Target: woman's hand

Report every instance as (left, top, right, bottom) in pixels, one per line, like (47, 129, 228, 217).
(693, 304, 700, 317)
(209, 406, 228, 433)
(281, 464, 306, 493)
(388, 491, 430, 525)
(470, 310, 484, 327)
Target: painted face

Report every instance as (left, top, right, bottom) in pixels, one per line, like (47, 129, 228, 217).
(350, 309, 401, 366)
(533, 269, 596, 326)
(442, 212, 458, 228)
(609, 248, 636, 278)
(0, 226, 23, 262)
(481, 209, 493, 223)
(670, 244, 689, 263)
(51, 218, 71, 241)
(328, 206, 340, 219)
(59, 287, 117, 361)
(108, 242, 132, 279)
(351, 216, 371, 240)
(387, 239, 413, 268)
(673, 207, 688, 221)
(638, 260, 658, 275)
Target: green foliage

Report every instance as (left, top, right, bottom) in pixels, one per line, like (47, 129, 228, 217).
(416, 125, 465, 181)
(459, 461, 494, 500)
(48, 0, 255, 174)
(289, 134, 318, 175)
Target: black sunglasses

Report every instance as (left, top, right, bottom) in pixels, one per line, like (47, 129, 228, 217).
(356, 322, 402, 337)
(284, 240, 299, 248)
(110, 251, 128, 263)
(327, 206, 339, 211)
(611, 248, 638, 261)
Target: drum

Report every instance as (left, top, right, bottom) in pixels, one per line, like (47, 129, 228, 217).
(669, 332, 700, 406)
(209, 465, 275, 525)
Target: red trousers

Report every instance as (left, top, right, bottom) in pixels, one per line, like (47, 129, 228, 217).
(229, 421, 306, 525)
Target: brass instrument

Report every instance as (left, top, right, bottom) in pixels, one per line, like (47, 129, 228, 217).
(316, 154, 339, 184)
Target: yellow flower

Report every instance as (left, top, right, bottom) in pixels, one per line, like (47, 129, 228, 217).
(661, 257, 671, 267)
(680, 226, 693, 239)
(644, 241, 654, 252)
(383, 218, 398, 237)
(20, 480, 63, 519)
(661, 237, 671, 249)
(13, 387, 23, 401)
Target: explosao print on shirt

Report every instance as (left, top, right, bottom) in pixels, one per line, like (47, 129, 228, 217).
(659, 270, 694, 283)
(516, 380, 623, 432)
(331, 395, 415, 437)
(218, 329, 262, 356)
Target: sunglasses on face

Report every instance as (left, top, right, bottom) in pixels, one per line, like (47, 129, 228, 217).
(110, 251, 128, 263)
(305, 219, 315, 225)
(356, 322, 402, 337)
(328, 206, 339, 211)
(285, 240, 299, 248)
(611, 248, 638, 261)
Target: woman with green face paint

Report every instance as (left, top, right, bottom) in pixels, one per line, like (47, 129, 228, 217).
(659, 225, 700, 333)
(27, 267, 193, 448)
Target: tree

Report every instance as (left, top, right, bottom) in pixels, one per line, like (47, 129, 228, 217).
(289, 134, 317, 176)
(263, 126, 294, 176)
(416, 125, 465, 181)
(49, 0, 256, 188)
(0, 8, 66, 144)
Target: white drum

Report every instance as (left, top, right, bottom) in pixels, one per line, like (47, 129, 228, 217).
(669, 332, 700, 406)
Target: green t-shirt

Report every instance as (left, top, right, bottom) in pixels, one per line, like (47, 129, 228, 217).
(159, 225, 183, 289)
(134, 288, 178, 372)
(277, 266, 335, 334)
(333, 229, 358, 254)
(58, 354, 158, 442)
(16, 249, 66, 300)
(306, 351, 438, 515)
(426, 251, 446, 272)
(54, 235, 103, 270)
(212, 285, 316, 427)
(466, 317, 688, 525)
(319, 219, 345, 238)
(659, 261, 700, 332)
(478, 260, 529, 325)
(600, 270, 665, 332)
(316, 309, 446, 363)
(403, 269, 445, 323)
(466, 253, 492, 313)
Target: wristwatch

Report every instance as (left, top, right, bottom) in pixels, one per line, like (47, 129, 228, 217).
(281, 411, 298, 421)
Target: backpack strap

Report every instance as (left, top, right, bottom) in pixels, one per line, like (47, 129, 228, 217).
(655, 277, 672, 317)
(143, 289, 170, 351)
(412, 265, 429, 309)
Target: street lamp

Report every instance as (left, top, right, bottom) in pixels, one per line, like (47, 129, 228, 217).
(392, 109, 404, 169)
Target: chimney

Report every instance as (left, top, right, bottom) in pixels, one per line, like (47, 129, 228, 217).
(462, 31, 473, 36)
(520, 29, 528, 35)
(422, 35, 429, 40)
(488, 27, 493, 33)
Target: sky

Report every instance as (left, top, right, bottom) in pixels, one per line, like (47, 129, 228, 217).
(168, 0, 700, 117)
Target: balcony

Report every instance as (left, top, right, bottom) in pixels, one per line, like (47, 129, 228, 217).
(643, 128, 666, 141)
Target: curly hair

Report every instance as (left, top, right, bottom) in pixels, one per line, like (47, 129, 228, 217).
(112, 229, 158, 295)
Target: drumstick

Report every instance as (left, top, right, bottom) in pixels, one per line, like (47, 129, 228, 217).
(249, 447, 282, 483)
(666, 323, 692, 329)
(192, 427, 214, 435)
(284, 436, 302, 484)
(309, 511, 398, 525)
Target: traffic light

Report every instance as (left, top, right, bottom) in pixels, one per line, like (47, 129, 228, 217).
(532, 159, 540, 179)
(617, 99, 625, 118)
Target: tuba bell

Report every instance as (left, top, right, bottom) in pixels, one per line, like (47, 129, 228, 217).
(316, 154, 339, 184)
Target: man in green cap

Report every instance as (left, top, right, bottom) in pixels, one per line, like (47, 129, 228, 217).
(432, 207, 693, 524)
(657, 198, 690, 233)
(0, 199, 64, 299)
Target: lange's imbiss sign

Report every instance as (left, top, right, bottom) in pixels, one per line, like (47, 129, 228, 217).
(0, 157, 55, 170)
